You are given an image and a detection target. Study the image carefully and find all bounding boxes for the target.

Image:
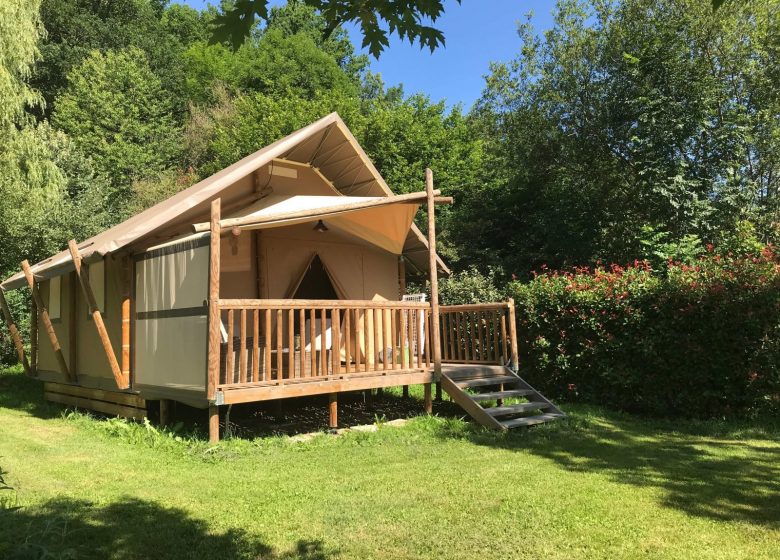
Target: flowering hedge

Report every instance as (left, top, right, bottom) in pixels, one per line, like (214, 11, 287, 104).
(509, 248, 780, 417)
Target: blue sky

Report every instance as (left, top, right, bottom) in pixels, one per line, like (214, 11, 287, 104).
(177, 1, 559, 110)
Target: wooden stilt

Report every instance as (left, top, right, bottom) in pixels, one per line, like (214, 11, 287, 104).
(208, 405, 219, 443)
(435, 382, 442, 402)
(402, 385, 409, 398)
(159, 399, 170, 427)
(328, 392, 338, 429)
(66, 243, 126, 389)
(21, 261, 71, 381)
(423, 383, 433, 414)
(0, 289, 31, 376)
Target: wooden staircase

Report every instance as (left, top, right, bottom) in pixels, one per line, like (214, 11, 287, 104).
(440, 364, 564, 430)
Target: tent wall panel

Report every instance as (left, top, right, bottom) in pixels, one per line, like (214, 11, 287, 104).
(134, 235, 209, 402)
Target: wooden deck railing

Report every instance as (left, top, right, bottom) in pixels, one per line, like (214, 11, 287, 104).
(438, 301, 519, 369)
(216, 299, 433, 387)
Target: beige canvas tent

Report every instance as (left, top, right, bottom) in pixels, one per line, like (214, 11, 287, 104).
(0, 113, 562, 441)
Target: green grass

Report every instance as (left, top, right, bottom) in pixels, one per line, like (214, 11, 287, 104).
(1, 367, 779, 560)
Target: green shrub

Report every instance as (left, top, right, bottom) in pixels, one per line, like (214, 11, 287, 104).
(510, 247, 780, 417)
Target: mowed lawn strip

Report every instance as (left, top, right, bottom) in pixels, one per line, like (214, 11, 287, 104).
(1, 368, 779, 560)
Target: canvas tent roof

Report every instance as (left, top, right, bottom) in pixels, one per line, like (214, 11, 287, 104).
(2, 112, 447, 291)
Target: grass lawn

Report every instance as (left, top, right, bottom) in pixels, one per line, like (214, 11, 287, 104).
(1, 367, 779, 560)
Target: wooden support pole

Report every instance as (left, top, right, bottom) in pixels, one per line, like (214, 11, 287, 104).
(206, 199, 222, 401)
(435, 382, 442, 402)
(159, 399, 170, 427)
(507, 298, 519, 371)
(121, 256, 132, 384)
(425, 168, 442, 381)
(424, 382, 433, 414)
(30, 297, 37, 375)
(21, 261, 72, 381)
(402, 385, 409, 398)
(208, 405, 219, 443)
(328, 392, 338, 429)
(0, 289, 32, 376)
(68, 273, 78, 373)
(67, 242, 126, 389)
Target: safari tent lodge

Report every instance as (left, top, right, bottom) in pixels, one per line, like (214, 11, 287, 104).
(0, 113, 562, 441)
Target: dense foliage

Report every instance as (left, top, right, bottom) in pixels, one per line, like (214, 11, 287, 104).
(511, 246, 780, 417)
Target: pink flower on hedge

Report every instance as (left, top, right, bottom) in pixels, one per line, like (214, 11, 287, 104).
(567, 383, 577, 391)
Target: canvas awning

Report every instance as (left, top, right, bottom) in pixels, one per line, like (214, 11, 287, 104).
(193, 192, 433, 255)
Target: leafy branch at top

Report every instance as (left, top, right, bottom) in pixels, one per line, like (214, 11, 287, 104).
(210, 0, 459, 57)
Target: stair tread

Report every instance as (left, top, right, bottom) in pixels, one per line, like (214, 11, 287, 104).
(485, 402, 551, 416)
(455, 375, 519, 388)
(501, 413, 564, 428)
(471, 389, 535, 401)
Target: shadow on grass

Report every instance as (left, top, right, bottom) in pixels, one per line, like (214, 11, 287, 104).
(0, 496, 331, 560)
(434, 407, 780, 528)
(0, 370, 61, 419)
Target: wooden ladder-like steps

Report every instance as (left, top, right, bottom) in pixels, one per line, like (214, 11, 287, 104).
(440, 364, 564, 431)
(501, 413, 565, 428)
(455, 375, 519, 389)
(471, 389, 535, 402)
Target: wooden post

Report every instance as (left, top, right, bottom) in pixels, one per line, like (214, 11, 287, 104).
(121, 256, 132, 384)
(425, 168, 441, 412)
(507, 298, 519, 371)
(159, 399, 170, 427)
(67, 242, 126, 389)
(424, 382, 432, 414)
(328, 392, 338, 429)
(398, 256, 406, 298)
(208, 405, 219, 443)
(0, 289, 31, 376)
(30, 297, 37, 375)
(21, 261, 72, 381)
(207, 199, 221, 401)
(68, 273, 78, 373)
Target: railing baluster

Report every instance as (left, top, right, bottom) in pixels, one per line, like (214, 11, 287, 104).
(344, 308, 351, 374)
(239, 309, 248, 383)
(373, 308, 381, 373)
(390, 309, 397, 369)
(441, 313, 450, 361)
(500, 312, 508, 365)
(287, 308, 294, 380)
(455, 312, 462, 361)
(399, 308, 408, 369)
(424, 308, 431, 368)
(320, 308, 327, 376)
(226, 309, 234, 384)
(276, 308, 283, 382)
(362, 309, 370, 372)
(309, 308, 316, 377)
(407, 308, 415, 369)
(332, 308, 341, 375)
(252, 309, 259, 382)
(353, 308, 362, 373)
(264, 308, 271, 381)
(416, 309, 423, 368)
(299, 308, 305, 378)
(382, 309, 390, 371)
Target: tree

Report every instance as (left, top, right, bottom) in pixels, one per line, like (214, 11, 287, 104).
(0, 0, 43, 129)
(210, 0, 460, 57)
(470, 0, 780, 276)
(53, 47, 182, 210)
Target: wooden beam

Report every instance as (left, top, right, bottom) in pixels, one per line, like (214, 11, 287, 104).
(68, 272, 78, 374)
(426, 168, 442, 384)
(0, 289, 31, 376)
(191, 189, 441, 233)
(30, 297, 37, 375)
(21, 261, 71, 380)
(159, 399, 170, 427)
(206, 199, 222, 401)
(121, 256, 131, 384)
(66, 242, 127, 389)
